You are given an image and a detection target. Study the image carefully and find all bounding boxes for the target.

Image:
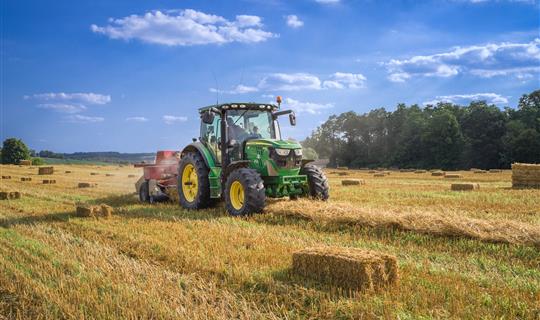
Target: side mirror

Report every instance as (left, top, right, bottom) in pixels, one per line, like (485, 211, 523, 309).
(289, 112, 296, 126)
(201, 111, 214, 124)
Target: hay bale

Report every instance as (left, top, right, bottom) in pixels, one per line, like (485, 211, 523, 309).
(512, 163, 540, 188)
(414, 170, 427, 174)
(337, 172, 348, 176)
(0, 192, 9, 200)
(19, 160, 31, 166)
(337, 166, 349, 170)
(128, 174, 137, 178)
(383, 171, 391, 175)
(75, 204, 113, 218)
(90, 172, 99, 175)
(431, 171, 445, 176)
(65, 170, 72, 174)
(473, 170, 487, 174)
(445, 174, 462, 179)
(0, 192, 21, 200)
(20, 177, 32, 182)
(373, 173, 385, 177)
(292, 246, 399, 291)
(75, 205, 94, 217)
(42, 179, 56, 184)
(488, 169, 502, 173)
(451, 183, 480, 191)
(2, 176, 11, 179)
(99, 204, 113, 218)
(342, 179, 365, 186)
(368, 170, 377, 174)
(105, 173, 115, 177)
(38, 167, 54, 175)
(78, 182, 97, 188)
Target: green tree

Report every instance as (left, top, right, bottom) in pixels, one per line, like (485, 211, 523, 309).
(421, 108, 464, 169)
(1, 138, 31, 164)
(302, 147, 319, 160)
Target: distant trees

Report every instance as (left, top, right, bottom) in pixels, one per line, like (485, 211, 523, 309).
(304, 90, 540, 169)
(1, 138, 30, 164)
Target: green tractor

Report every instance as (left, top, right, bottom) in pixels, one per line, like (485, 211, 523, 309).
(177, 98, 329, 216)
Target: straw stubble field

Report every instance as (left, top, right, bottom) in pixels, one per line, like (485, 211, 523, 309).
(0, 164, 539, 319)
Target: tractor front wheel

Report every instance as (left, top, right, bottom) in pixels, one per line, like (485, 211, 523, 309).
(301, 164, 330, 200)
(224, 168, 265, 216)
(178, 152, 212, 209)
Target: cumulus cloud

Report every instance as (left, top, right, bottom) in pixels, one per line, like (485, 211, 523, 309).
(91, 9, 276, 46)
(64, 115, 105, 123)
(423, 93, 509, 106)
(385, 38, 540, 82)
(285, 98, 333, 114)
(25, 92, 111, 115)
(209, 84, 259, 94)
(258, 72, 367, 91)
(126, 116, 149, 122)
(322, 72, 366, 89)
(163, 115, 188, 124)
(285, 15, 304, 28)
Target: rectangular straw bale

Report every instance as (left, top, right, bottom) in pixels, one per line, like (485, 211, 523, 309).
(19, 160, 31, 166)
(488, 169, 502, 173)
(90, 172, 99, 175)
(65, 170, 72, 173)
(42, 179, 56, 184)
(337, 166, 349, 170)
(373, 173, 385, 177)
(337, 172, 348, 176)
(75, 205, 94, 217)
(0, 192, 9, 200)
(105, 173, 115, 177)
(20, 177, 32, 181)
(2, 176, 11, 179)
(99, 204, 113, 218)
(445, 174, 462, 179)
(342, 179, 365, 186)
(474, 170, 487, 174)
(9, 192, 21, 199)
(414, 170, 427, 174)
(292, 246, 398, 291)
(38, 167, 54, 175)
(78, 182, 97, 188)
(431, 171, 445, 176)
(368, 170, 377, 174)
(451, 183, 480, 191)
(128, 174, 137, 178)
(512, 163, 540, 188)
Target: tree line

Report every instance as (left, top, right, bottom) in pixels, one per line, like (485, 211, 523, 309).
(303, 90, 540, 170)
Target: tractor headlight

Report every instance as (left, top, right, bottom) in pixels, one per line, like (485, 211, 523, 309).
(275, 148, 290, 156)
(293, 149, 302, 156)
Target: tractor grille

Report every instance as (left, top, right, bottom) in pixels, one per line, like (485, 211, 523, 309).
(269, 148, 302, 169)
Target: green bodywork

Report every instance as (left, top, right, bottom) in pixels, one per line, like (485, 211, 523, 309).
(182, 103, 310, 199)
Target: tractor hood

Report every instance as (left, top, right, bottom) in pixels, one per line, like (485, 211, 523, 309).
(245, 139, 302, 149)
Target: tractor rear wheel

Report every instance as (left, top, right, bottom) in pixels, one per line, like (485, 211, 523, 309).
(301, 164, 330, 200)
(224, 168, 265, 216)
(139, 180, 151, 203)
(178, 152, 212, 209)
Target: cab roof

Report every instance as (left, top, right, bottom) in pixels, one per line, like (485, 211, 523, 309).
(199, 103, 279, 114)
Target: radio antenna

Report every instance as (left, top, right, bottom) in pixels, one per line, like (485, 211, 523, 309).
(211, 70, 219, 106)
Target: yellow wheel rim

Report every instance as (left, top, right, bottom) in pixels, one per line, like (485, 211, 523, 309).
(229, 181, 244, 210)
(181, 164, 198, 202)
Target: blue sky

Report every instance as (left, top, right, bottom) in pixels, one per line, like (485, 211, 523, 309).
(1, 0, 539, 153)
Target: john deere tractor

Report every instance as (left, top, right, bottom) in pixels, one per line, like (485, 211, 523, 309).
(177, 98, 329, 215)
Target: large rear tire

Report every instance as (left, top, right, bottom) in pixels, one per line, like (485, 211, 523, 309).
(178, 152, 212, 209)
(301, 164, 330, 200)
(224, 168, 265, 216)
(139, 180, 150, 203)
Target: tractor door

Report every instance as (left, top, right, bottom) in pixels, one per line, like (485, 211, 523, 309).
(200, 114, 221, 165)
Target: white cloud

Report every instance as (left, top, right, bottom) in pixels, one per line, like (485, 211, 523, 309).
(65, 115, 105, 123)
(37, 103, 87, 114)
(285, 98, 333, 115)
(91, 9, 276, 46)
(209, 84, 259, 94)
(423, 93, 509, 106)
(322, 72, 366, 89)
(385, 38, 540, 82)
(25, 92, 111, 105)
(163, 115, 188, 124)
(285, 15, 304, 28)
(126, 116, 149, 122)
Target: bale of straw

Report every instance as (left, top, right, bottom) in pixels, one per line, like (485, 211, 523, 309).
(292, 246, 399, 291)
(42, 179, 56, 184)
(337, 166, 349, 170)
(0, 192, 9, 200)
(512, 163, 540, 188)
(488, 169, 502, 173)
(474, 170, 487, 174)
(414, 170, 427, 174)
(9, 192, 21, 199)
(19, 160, 31, 166)
(2, 176, 11, 179)
(451, 183, 480, 191)
(431, 171, 445, 177)
(20, 177, 32, 182)
(373, 173, 385, 177)
(38, 167, 54, 175)
(445, 174, 462, 179)
(78, 182, 97, 188)
(368, 170, 377, 174)
(337, 172, 348, 176)
(128, 174, 137, 178)
(342, 179, 365, 186)
(105, 173, 115, 177)
(383, 171, 391, 175)
(90, 172, 99, 175)
(65, 170, 72, 174)
(99, 204, 113, 218)
(75, 205, 95, 217)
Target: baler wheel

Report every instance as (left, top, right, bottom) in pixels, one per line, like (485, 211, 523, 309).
(139, 180, 151, 203)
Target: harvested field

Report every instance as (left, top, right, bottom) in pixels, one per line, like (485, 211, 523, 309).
(38, 166, 54, 175)
(337, 172, 348, 176)
(373, 173, 385, 177)
(445, 173, 462, 179)
(292, 246, 398, 290)
(451, 183, 480, 191)
(512, 163, 540, 188)
(341, 179, 365, 186)
(337, 166, 348, 170)
(0, 164, 538, 319)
